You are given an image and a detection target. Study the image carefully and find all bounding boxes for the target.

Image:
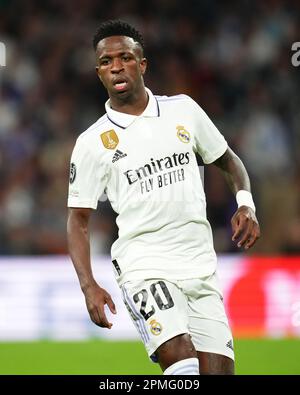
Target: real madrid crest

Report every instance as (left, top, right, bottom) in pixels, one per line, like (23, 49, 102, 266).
(150, 319, 162, 336)
(69, 163, 76, 184)
(100, 130, 119, 149)
(176, 125, 190, 143)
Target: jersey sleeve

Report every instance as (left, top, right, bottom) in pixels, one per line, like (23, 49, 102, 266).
(189, 98, 228, 164)
(67, 138, 108, 209)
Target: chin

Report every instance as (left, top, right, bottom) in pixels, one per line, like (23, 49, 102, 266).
(113, 89, 132, 100)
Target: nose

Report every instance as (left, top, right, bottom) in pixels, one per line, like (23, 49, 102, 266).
(111, 57, 124, 73)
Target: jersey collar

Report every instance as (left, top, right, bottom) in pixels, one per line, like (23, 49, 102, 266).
(105, 87, 159, 129)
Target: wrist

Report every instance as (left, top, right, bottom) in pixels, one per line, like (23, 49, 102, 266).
(81, 279, 98, 293)
(236, 190, 256, 213)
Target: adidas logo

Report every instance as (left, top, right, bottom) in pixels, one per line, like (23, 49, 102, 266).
(112, 149, 127, 163)
(226, 340, 234, 351)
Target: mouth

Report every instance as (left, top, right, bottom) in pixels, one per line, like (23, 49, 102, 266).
(113, 79, 128, 92)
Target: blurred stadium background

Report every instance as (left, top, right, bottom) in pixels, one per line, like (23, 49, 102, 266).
(0, 0, 300, 375)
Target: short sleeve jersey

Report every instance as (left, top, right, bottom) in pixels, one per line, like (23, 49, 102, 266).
(68, 88, 228, 285)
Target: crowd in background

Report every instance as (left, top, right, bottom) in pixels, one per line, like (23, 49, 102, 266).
(0, 0, 300, 255)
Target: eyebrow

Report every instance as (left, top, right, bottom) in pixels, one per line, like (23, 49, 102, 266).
(98, 51, 132, 60)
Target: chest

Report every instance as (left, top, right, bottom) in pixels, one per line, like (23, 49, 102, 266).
(108, 117, 195, 171)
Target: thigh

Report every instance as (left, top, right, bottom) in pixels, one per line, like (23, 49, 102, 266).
(121, 279, 190, 362)
(184, 274, 235, 364)
(198, 351, 234, 375)
(156, 333, 197, 371)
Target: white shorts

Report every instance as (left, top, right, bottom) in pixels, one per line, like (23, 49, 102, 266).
(120, 273, 234, 362)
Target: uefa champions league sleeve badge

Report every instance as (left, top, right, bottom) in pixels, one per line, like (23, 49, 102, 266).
(69, 163, 76, 184)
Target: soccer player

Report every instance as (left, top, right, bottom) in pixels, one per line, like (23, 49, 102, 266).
(67, 20, 260, 375)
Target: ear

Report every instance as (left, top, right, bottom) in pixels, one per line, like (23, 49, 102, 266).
(95, 66, 103, 82)
(140, 58, 147, 75)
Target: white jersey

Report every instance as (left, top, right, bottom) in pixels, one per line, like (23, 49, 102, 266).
(68, 88, 228, 285)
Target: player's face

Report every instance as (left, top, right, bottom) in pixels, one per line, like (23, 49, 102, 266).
(96, 36, 147, 100)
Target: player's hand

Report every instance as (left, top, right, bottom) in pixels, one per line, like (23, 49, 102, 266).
(231, 206, 260, 250)
(83, 283, 116, 329)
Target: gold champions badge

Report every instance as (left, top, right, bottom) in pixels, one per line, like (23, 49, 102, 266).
(150, 319, 162, 336)
(100, 130, 119, 149)
(176, 125, 190, 143)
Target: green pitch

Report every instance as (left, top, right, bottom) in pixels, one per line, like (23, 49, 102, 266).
(0, 338, 299, 375)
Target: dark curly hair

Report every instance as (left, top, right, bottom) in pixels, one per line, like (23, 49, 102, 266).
(93, 20, 145, 53)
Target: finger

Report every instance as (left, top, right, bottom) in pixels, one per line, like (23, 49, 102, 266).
(237, 221, 253, 248)
(90, 310, 102, 327)
(89, 307, 111, 328)
(245, 225, 260, 249)
(244, 236, 256, 250)
(106, 296, 117, 315)
(232, 216, 247, 241)
(97, 306, 113, 329)
(231, 216, 238, 239)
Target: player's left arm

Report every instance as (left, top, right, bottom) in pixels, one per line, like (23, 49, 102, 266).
(212, 147, 261, 250)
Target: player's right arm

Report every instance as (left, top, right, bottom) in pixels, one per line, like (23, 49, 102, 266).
(67, 207, 116, 329)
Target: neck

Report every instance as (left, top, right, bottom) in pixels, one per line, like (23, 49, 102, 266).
(109, 87, 148, 116)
